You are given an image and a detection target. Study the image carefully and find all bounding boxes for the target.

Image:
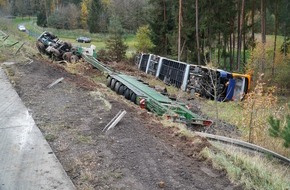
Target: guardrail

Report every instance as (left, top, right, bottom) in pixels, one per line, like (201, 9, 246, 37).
(196, 132, 290, 164)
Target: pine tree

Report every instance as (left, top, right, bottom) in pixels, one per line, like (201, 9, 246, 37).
(106, 34, 128, 62)
(105, 16, 128, 62)
(148, 0, 174, 56)
(268, 103, 290, 148)
(87, 0, 103, 33)
(37, 2, 47, 27)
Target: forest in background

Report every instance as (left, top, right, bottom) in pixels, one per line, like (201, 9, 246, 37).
(0, 2, 289, 62)
(0, 1, 289, 98)
(1, 1, 290, 88)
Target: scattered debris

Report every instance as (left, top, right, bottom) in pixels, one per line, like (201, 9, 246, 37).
(14, 42, 24, 54)
(26, 57, 33, 64)
(102, 110, 126, 133)
(47, 77, 64, 88)
(3, 62, 15, 66)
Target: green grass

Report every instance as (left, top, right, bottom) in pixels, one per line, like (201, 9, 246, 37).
(45, 134, 57, 142)
(200, 100, 244, 126)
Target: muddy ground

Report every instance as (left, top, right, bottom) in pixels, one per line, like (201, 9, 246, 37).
(2, 59, 242, 190)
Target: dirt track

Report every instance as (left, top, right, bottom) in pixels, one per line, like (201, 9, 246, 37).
(2, 59, 242, 190)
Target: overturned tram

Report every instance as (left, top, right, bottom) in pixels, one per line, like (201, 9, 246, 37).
(136, 53, 251, 101)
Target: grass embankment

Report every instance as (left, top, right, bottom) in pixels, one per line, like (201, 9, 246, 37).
(0, 18, 35, 63)
(202, 145, 290, 190)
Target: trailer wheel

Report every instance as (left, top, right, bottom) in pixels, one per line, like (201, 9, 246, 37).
(36, 41, 45, 54)
(130, 93, 137, 104)
(114, 82, 121, 92)
(49, 48, 60, 61)
(70, 55, 79, 64)
(106, 77, 112, 87)
(122, 86, 128, 96)
(62, 52, 72, 62)
(50, 48, 60, 58)
(71, 47, 78, 54)
(118, 85, 125, 95)
(124, 89, 131, 100)
(110, 79, 116, 90)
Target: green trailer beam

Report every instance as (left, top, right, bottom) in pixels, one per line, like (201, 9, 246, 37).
(81, 53, 212, 127)
(82, 54, 112, 74)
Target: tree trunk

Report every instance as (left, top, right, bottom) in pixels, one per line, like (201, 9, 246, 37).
(233, 20, 236, 70)
(178, 0, 182, 61)
(272, 0, 278, 76)
(163, 0, 167, 55)
(284, 25, 287, 58)
(230, 33, 233, 71)
(261, 0, 266, 44)
(261, 0, 266, 72)
(208, 27, 212, 61)
(196, 0, 201, 65)
(243, 13, 246, 66)
(251, 0, 255, 50)
(237, 0, 245, 72)
(243, 28, 246, 67)
(236, 0, 241, 70)
(218, 32, 221, 66)
(223, 34, 227, 70)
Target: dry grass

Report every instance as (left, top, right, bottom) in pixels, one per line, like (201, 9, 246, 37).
(202, 144, 290, 190)
(76, 134, 94, 144)
(65, 61, 92, 75)
(72, 157, 96, 190)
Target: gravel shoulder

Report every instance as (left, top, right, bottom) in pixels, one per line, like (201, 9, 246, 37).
(1, 59, 242, 190)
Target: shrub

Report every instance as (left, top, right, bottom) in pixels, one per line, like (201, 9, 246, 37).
(96, 48, 109, 62)
(268, 103, 290, 148)
(134, 25, 155, 53)
(242, 74, 290, 157)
